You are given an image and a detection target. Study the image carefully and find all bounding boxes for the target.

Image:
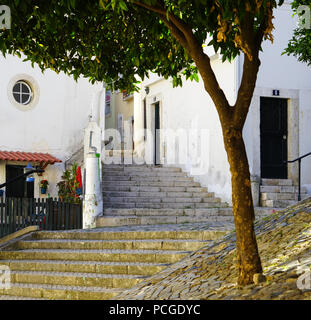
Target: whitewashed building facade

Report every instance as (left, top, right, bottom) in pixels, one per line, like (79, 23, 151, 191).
(0, 54, 104, 199)
(126, 2, 311, 205)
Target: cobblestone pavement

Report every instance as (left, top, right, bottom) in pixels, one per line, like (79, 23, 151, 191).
(114, 199, 311, 300)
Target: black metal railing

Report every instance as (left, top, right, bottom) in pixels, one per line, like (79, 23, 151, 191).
(0, 197, 83, 239)
(0, 169, 44, 190)
(286, 152, 311, 201)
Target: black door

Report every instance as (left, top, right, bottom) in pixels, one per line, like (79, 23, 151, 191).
(260, 97, 288, 179)
(5, 165, 34, 198)
(154, 102, 160, 165)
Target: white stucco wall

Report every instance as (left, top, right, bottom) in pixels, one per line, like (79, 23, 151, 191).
(140, 57, 236, 204)
(0, 54, 103, 197)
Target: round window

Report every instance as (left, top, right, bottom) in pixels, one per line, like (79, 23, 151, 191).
(12, 81, 33, 105)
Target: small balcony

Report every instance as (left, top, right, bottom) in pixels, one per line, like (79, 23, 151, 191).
(122, 91, 133, 101)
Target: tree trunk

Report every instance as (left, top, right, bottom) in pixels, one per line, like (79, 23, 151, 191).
(223, 127, 263, 285)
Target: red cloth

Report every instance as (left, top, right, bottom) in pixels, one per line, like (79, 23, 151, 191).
(76, 166, 82, 188)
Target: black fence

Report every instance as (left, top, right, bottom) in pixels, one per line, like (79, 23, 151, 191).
(0, 197, 83, 238)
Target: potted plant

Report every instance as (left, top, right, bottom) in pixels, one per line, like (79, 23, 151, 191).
(55, 163, 82, 228)
(40, 180, 49, 194)
(57, 162, 81, 204)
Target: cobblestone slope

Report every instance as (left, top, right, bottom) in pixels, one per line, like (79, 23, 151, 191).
(114, 198, 311, 300)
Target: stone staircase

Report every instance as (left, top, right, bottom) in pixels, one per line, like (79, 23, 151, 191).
(99, 165, 277, 227)
(102, 164, 228, 209)
(260, 178, 309, 208)
(101, 165, 226, 227)
(0, 228, 226, 300)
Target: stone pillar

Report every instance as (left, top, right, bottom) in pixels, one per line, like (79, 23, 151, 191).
(83, 150, 103, 229)
(84, 121, 102, 181)
(251, 175, 260, 207)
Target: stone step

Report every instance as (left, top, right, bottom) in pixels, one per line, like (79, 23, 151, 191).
(96, 215, 234, 227)
(260, 185, 307, 194)
(0, 259, 169, 276)
(9, 270, 147, 289)
(261, 179, 293, 186)
(0, 249, 189, 264)
(261, 199, 297, 208)
(102, 181, 201, 187)
(0, 295, 45, 300)
(260, 192, 298, 201)
(103, 196, 221, 204)
(105, 150, 133, 155)
(102, 186, 209, 193)
(103, 191, 214, 199)
(103, 208, 220, 216)
(16, 238, 211, 251)
(0, 283, 122, 300)
(218, 207, 280, 217)
(103, 166, 182, 173)
(103, 159, 135, 165)
(103, 176, 194, 182)
(103, 202, 228, 209)
(97, 206, 280, 227)
(253, 207, 282, 216)
(103, 207, 276, 217)
(103, 171, 187, 177)
(33, 230, 227, 241)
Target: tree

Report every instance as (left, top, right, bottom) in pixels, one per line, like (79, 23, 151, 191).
(0, 0, 284, 285)
(284, 1, 311, 65)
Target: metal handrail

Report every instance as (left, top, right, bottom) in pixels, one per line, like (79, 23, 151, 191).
(287, 152, 311, 163)
(0, 169, 44, 190)
(285, 152, 311, 201)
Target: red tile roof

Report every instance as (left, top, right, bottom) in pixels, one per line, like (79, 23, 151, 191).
(0, 151, 62, 164)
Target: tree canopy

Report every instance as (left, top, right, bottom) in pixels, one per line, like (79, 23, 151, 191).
(284, 0, 311, 66)
(0, 0, 286, 286)
(0, 0, 282, 91)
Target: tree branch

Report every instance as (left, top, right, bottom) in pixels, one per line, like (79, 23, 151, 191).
(232, 13, 262, 129)
(233, 52, 260, 129)
(132, 0, 232, 121)
(132, 1, 190, 51)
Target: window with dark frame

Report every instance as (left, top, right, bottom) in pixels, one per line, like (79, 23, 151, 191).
(143, 98, 147, 141)
(12, 81, 33, 105)
(105, 89, 111, 115)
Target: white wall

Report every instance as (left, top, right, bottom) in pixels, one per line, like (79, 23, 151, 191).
(141, 57, 236, 204)
(0, 54, 102, 197)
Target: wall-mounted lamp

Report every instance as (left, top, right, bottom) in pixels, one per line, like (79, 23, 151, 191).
(24, 163, 35, 182)
(145, 86, 150, 95)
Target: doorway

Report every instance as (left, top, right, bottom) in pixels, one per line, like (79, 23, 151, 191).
(260, 97, 288, 179)
(5, 165, 34, 198)
(154, 102, 161, 165)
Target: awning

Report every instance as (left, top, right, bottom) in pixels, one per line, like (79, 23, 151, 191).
(0, 151, 62, 164)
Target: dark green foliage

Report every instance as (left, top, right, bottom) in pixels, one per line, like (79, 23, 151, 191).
(0, 1, 284, 92)
(284, 1, 311, 65)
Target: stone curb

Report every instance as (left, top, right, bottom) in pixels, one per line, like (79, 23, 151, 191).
(0, 226, 39, 249)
